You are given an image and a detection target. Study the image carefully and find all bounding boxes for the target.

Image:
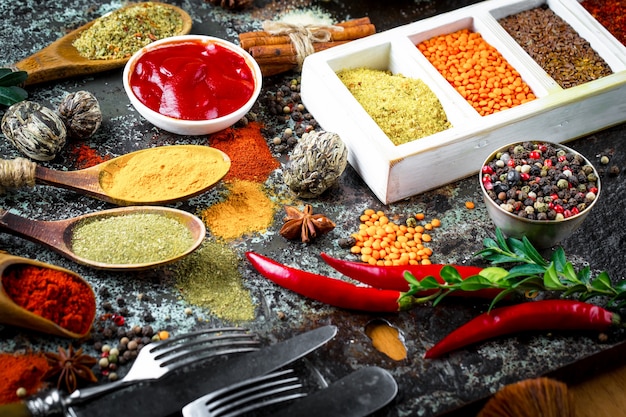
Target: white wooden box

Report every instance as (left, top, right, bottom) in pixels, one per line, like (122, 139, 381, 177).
(301, 0, 626, 204)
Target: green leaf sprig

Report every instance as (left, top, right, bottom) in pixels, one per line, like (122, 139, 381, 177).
(0, 68, 28, 107)
(403, 228, 624, 310)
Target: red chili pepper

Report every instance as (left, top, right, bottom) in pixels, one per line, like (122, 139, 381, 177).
(319, 252, 499, 298)
(246, 252, 417, 312)
(424, 299, 620, 359)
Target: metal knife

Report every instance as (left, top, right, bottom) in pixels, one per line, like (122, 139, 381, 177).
(271, 366, 398, 417)
(1, 325, 338, 417)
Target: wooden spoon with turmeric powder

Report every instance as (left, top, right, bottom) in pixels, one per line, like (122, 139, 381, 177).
(12, 2, 192, 86)
(0, 145, 231, 205)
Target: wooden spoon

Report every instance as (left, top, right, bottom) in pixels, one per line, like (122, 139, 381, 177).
(13, 2, 192, 86)
(2, 145, 231, 205)
(0, 252, 95, 338)
(0, 206, 206, 270)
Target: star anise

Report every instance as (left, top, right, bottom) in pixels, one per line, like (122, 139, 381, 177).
(44, 345, 98, 393)
(279, 205, 335, 243)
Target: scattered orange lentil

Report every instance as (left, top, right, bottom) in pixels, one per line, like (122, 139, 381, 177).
(465, 201, 475, 209)
(158, 330, 170, 340)
(417, 29, 536, 116)
(349, 209, 439, 266)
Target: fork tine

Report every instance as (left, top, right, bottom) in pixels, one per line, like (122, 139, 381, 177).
(150, 328, 255, 353)
(151, 328, 261, 368)
(182, 369, 306, 417)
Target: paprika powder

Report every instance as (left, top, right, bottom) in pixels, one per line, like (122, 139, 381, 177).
(2, 264, 96, 335)
(209, 121, 280, 182)
(67, 142, 110, 170)
(0, 352, 49, 405)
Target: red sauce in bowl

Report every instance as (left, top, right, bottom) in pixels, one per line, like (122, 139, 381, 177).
(129, 40, 255, 120)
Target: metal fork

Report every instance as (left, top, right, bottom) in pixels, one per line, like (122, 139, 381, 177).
(182, 369, 307, 417)
(69, 327, 260, 404)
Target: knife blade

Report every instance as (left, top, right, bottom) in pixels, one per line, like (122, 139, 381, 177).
(1, 325, 337, 417)
(272, 366, 398, 417)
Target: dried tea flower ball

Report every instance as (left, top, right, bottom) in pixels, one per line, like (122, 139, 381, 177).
(283, 131, 348, 198)
(1, 100, 67, 161)
(57, 90, 102, 139)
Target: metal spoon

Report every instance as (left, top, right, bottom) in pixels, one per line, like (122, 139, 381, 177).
(12, 2, 192, 86)
(0, 252, 95, 338)
(0, 206, 206, 270)
(3, 145, 231, 205)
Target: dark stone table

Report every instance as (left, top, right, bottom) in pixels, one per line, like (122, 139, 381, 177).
(1, 1, 625, 416)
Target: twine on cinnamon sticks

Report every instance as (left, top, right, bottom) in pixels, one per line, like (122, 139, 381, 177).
(239, 17, 376, 77)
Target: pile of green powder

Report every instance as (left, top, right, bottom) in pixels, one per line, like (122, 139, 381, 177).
(173, 241, 256, 323)
(337, 67, 451, 145)
(71, 212, 195, 265)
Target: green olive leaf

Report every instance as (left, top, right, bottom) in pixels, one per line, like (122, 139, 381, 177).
(458, 275, 494, 291)
(477, 266, 509, 282)
(521, 236, 550, 267)
(576, 266, 592, 285)
(0, 70, 28, 87)
(551, 247, 568, 271)
(0, 85, 28, 107)
(418, 275, 445, 289)
(590, 272, 615, 293)
(563, 284, 594, 298)
(543, 263, 565, 290)
(439, 265, 464, 284)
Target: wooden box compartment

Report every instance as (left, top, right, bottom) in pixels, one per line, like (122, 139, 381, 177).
(300, 0, 626, 204)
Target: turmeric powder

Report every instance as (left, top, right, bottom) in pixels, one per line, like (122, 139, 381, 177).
(201, 180, 276, 240)
(99, 145, 230, 203)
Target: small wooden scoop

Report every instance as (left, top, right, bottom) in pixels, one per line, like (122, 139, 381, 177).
(0, 252, 95, 338)
(13, 2, 192, 86)
(0, 145, 231, 205)
(0, 206, 206, 270)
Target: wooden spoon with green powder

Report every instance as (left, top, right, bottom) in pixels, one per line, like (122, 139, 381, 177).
(0, 206, 206, 270)
(12, 2, 192, 86)
(0, 145, 231, 205)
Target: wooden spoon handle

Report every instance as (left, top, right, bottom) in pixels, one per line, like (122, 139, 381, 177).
(35, 166, 104, 197)
(14, 37, 126, 86)
(0, 209, 71, 254)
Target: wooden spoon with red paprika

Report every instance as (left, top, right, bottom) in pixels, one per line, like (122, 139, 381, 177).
(0, 252, 96, 338)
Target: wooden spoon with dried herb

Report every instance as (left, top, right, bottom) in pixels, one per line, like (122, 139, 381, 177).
(12, 2, 192, 86)
(0, 206, 205, 270)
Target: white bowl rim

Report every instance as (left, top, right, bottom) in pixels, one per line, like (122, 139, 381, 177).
(479, 140, 602, 225)
(122, 34, 263, 127)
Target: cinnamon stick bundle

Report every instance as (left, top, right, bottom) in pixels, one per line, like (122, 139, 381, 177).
(239, 17, 375, 50)
(238, 17, 376, 77)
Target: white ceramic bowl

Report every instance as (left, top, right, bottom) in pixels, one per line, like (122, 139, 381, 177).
(123, 35, 262, 136)
(479, 141, 601, 249)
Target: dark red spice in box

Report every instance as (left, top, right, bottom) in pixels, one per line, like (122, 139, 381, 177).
(580, 0, 625, 46)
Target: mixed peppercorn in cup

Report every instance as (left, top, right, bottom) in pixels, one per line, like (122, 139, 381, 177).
(479, 141, 601, 248)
